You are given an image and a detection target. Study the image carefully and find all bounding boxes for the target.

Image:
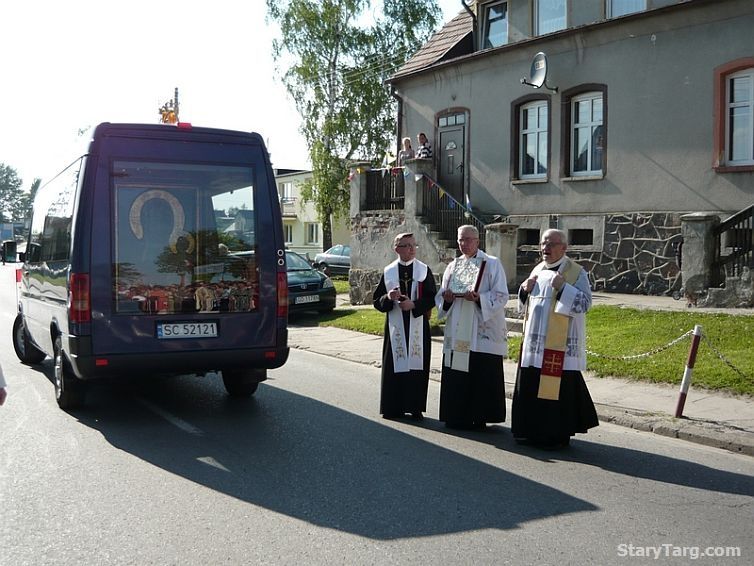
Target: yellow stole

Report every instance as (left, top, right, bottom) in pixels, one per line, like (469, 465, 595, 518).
(528, 259, 582, 400)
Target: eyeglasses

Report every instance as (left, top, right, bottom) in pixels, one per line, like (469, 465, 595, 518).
(396, 243, 418, 249)
(457, 237, 478, 243)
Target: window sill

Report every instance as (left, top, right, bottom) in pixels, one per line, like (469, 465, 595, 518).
(561, 175, 605, 182)
(511, 178, 549, 185)
(714, 165, 754, 173)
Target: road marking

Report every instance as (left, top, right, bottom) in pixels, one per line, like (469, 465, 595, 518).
(137, 398, 204, 436)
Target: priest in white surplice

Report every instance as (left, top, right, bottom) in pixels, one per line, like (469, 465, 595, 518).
(373, 233, 437, 420)
(512, 228, 598, 449)
(436, 225, 508, 430)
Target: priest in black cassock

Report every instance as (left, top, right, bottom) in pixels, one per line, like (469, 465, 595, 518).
(373, 233, 437, 420)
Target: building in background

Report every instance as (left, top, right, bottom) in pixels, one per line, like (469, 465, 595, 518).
(275, 169, 350, 262)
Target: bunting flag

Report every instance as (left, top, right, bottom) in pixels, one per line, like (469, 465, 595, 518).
(414, 174, 422, 182)
(438, 188, 445, 198)
(465, 193, 473, 211)
(403, 168, 410, 178)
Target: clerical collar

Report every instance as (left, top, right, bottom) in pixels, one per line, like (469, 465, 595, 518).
(399, 259, 415, 266)
(545, 256, 567, 269)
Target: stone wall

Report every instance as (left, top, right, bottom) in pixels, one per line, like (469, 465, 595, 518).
(518, 213, 684, 295)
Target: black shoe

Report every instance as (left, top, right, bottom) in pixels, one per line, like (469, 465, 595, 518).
(539, 437, 571, 450)
(411, 412, 424, 421)
(382, 413, 402, 420)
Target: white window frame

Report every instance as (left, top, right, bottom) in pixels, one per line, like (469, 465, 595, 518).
(535, 0, 567, 36)
(482, 1, 508, 49)
(279, 181, 294, 203)
(305, 222, 319, 245)
(519, 101, 548, 179)
(607, 0, 646, 18)
(283, 223, 293, 244)
(571, 92, 604, 176)
(726, 69, 754, 166)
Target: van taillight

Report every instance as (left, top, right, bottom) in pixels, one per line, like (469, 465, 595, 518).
(15, 268, 21, 283)
(277, 272, 288, 318)
(69, 273, 91, 323)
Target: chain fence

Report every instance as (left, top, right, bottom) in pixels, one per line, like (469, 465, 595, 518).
(586, 328, 751, 381)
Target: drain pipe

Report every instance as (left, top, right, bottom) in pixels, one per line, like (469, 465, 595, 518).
(461, 1, 477, 50)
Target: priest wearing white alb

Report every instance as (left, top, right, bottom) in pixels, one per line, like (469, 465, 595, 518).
(373, 233, 437, 420)
(512, 228, 599, 449)
(436, 225, 508, 430)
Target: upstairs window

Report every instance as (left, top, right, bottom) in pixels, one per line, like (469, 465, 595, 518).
(535, 0, 566, 35)
(483, 2, 508, 49)
(726, 69, 754, 165)
(571, 92, 604, 176)
(305, 222, 319, 245)
(279, 181, 294, 203)
(607, 0, 646, 18)
(520, 101, 549, 179)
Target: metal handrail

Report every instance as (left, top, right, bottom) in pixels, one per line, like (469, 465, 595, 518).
(711, 204, 754, 287)
(419, 175, 486, 250)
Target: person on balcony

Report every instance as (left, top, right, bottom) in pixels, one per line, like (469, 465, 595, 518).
(512, 228, 599, 450)
(436, 225, 508, 430)
(373, 233, 437, 420)
(398, 137, 415, 166)
(416, 132, 432, 159)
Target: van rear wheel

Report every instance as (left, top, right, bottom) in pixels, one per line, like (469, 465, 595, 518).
(53, 335, 86, 410)
(222, 369, 264, 397)
(12, 314, 46, 364)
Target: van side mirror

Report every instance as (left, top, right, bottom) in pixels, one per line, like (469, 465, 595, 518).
(18, 252, 25, 263)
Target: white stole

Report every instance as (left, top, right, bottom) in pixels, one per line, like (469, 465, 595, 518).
(384, 260, 427, 373)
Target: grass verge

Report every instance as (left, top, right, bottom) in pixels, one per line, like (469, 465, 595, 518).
(297, 303, 754, 395)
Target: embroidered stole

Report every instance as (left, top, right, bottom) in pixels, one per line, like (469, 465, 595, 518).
(385, 260, 427, 373)
(526, 258, 582, 400)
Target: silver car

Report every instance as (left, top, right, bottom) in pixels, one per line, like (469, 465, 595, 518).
(314, 244, 350, 275)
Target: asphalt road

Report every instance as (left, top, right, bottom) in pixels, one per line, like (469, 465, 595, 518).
(1, 266, 753, 565)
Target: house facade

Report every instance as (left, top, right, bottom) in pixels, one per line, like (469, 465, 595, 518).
(275, 169, 350, 261)
(379, 0, 753, 296)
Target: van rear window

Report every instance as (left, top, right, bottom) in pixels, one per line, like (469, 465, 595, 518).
(113, 161, 259, 315)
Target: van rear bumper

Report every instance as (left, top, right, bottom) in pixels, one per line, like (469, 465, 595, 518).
(67, 335, 289, 380)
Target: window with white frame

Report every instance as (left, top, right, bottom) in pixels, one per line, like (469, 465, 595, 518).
(535, 0, 566, 35)
(279, 181, 294, 203)
(520, 101, 548, 179)
(305, 222, 319, 244)
(483, 1, 508, 49)
(607, 0, 646, 18)
(284, 223, 293, 244)
(726, 69, 754, 165)
(571, 92, 604, 176)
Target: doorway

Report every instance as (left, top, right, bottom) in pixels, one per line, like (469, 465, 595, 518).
(437, 112, 467, 204)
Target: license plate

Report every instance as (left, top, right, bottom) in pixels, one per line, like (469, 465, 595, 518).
(157, 321, 218, 339)
(294, 295, 320, 304)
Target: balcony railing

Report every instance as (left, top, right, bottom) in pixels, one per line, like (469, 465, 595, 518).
(711, 204, 754, 287)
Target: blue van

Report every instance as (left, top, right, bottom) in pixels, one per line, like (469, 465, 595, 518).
(12, 123, 290, 409)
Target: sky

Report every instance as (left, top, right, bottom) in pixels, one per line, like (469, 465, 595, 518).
(1, 0, 464, 190)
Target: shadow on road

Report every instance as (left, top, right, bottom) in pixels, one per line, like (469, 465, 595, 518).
(71, 375, 597, 540)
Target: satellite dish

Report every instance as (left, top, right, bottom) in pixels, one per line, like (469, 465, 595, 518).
(520, 51, 558, 93)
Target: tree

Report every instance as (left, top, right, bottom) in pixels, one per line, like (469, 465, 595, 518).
(0, 165, 39, 224)
(265, 0, 440, 250)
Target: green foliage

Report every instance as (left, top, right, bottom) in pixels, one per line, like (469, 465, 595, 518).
(265, 0, 440, 248)
(0, 165, 38, 223)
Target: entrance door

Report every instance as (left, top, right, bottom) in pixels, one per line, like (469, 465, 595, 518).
(438, 123, 465, 204)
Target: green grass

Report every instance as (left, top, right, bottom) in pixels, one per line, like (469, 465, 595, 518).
(331, 278, 350, 295)
(304, 302, 754, 396)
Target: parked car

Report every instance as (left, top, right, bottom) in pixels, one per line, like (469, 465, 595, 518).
(286, 250, 336, 314)
(314, 244, 351, 275)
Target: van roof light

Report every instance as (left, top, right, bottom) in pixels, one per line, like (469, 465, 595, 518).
(176, 122, 192, 130)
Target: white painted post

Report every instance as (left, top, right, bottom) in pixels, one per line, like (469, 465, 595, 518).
(675, 325, 703, 418)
